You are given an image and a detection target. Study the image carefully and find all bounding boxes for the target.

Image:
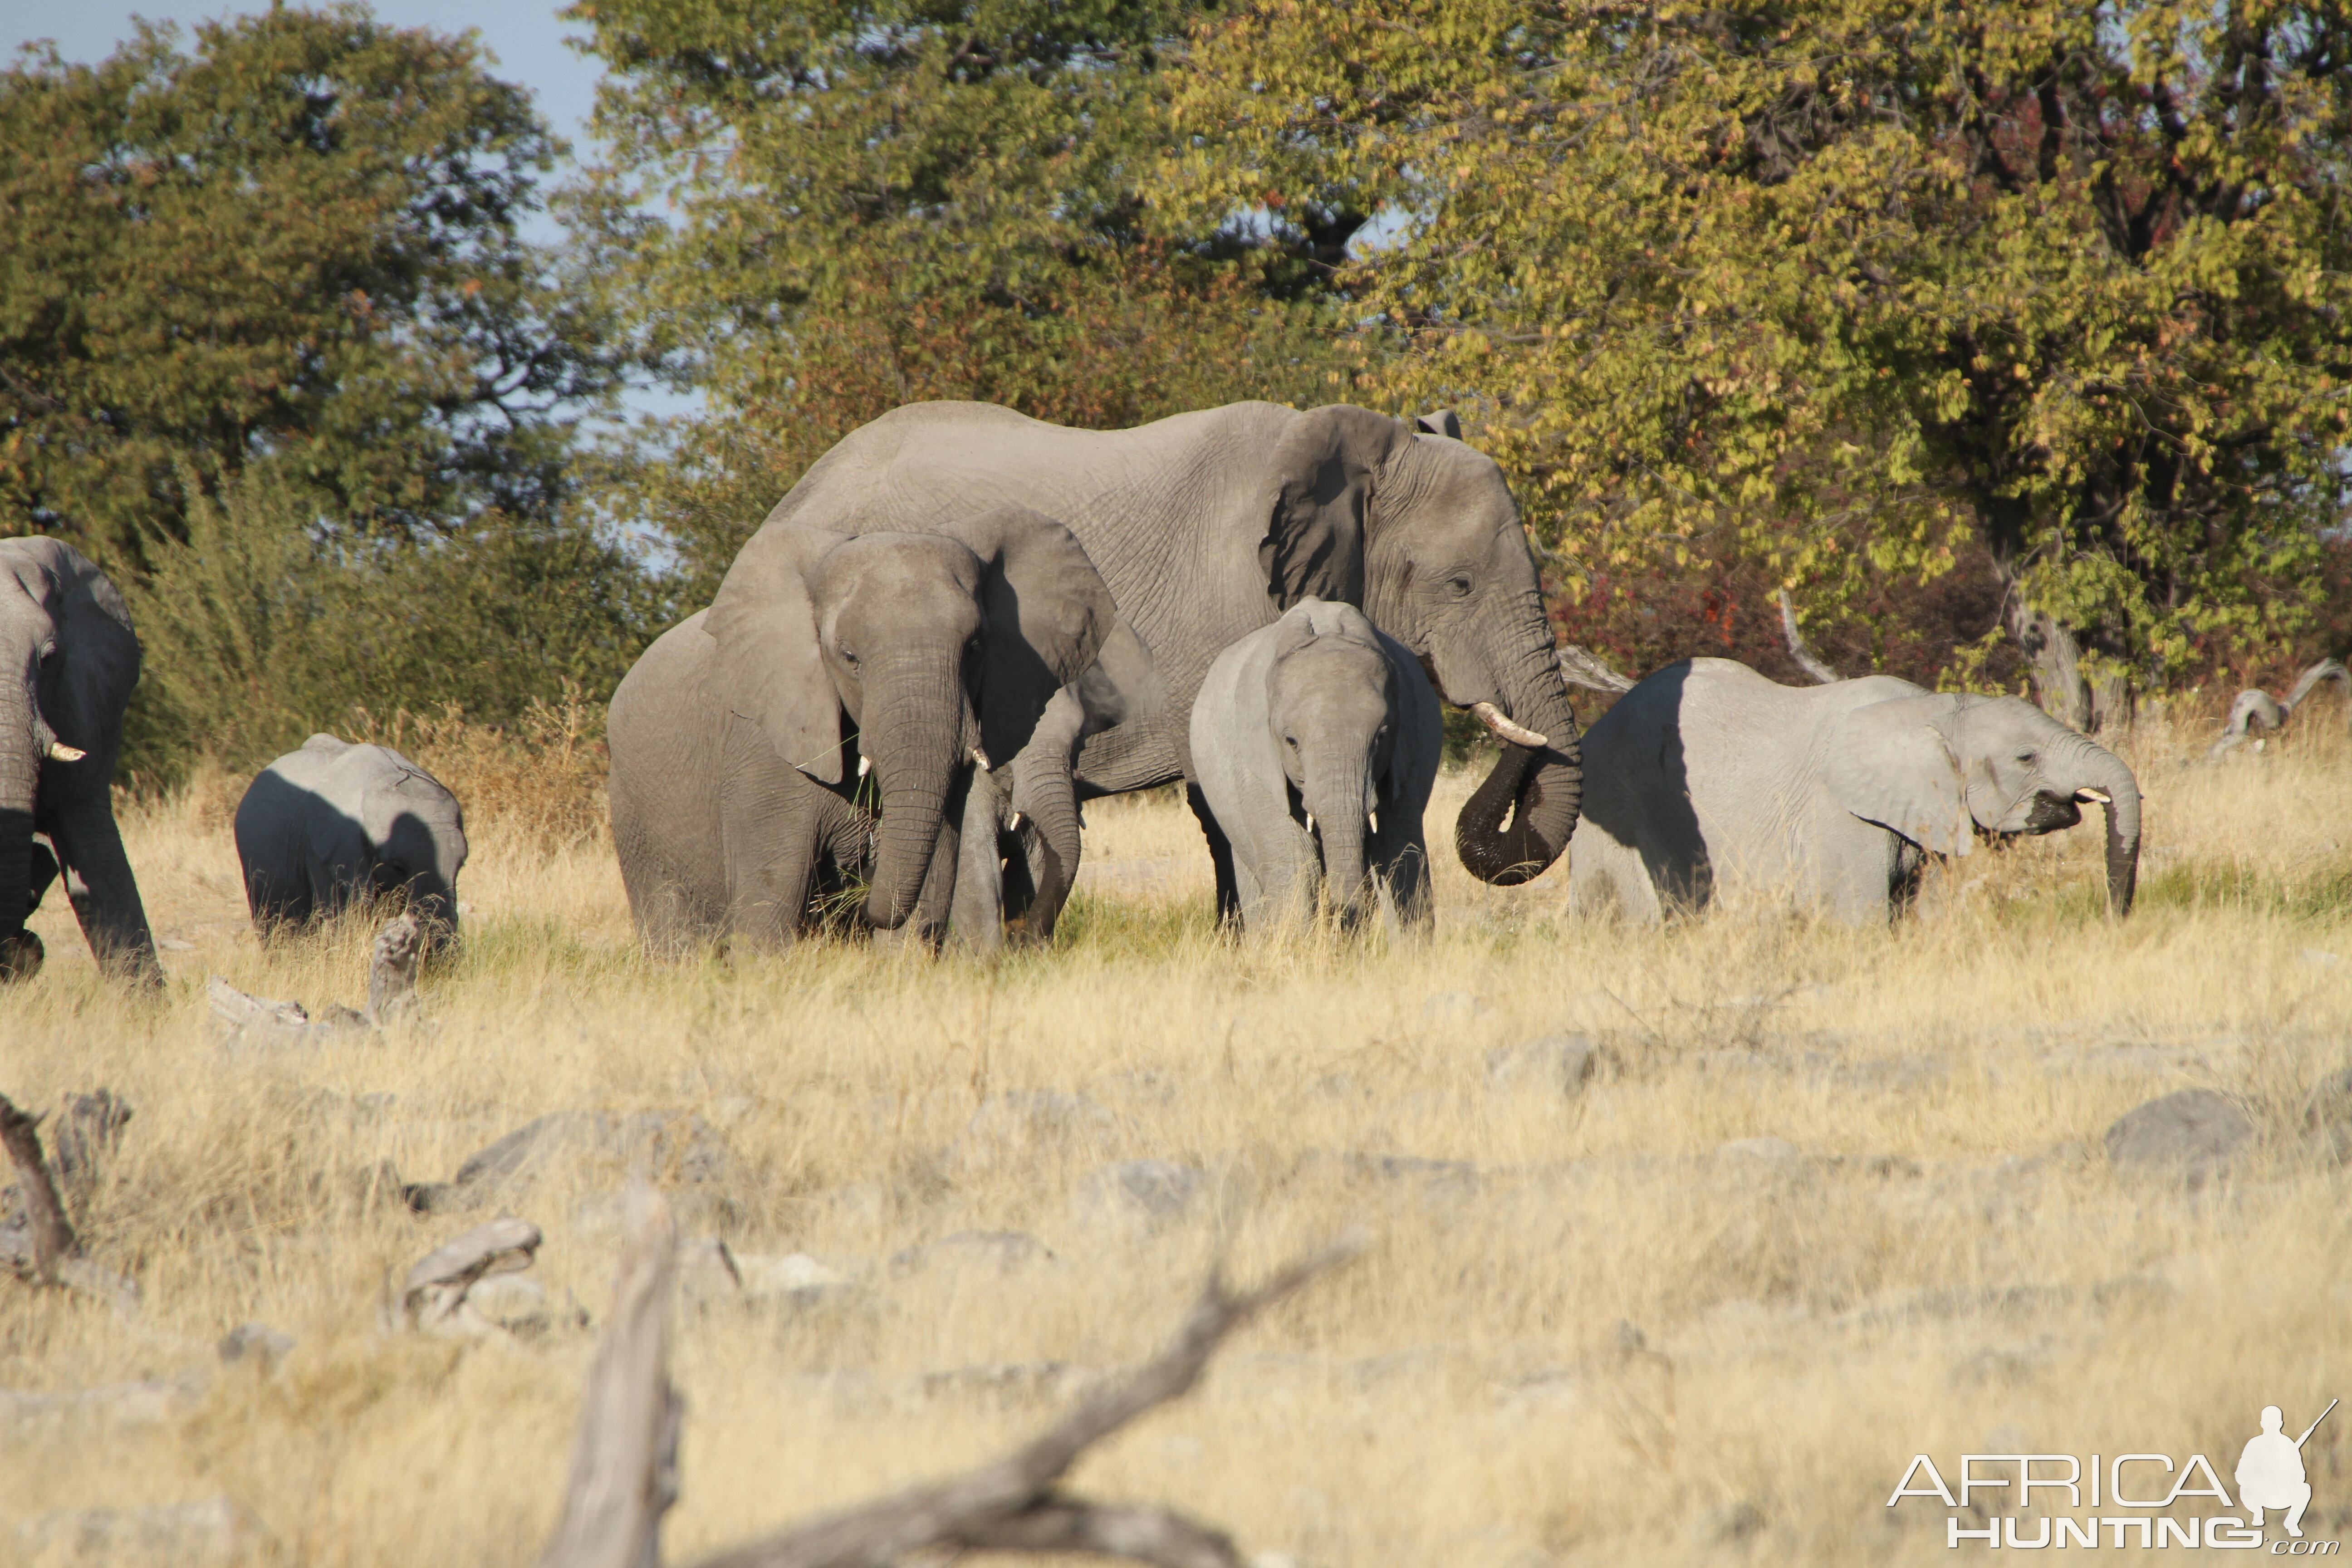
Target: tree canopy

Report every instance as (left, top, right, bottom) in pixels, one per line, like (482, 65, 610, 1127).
(1159, 0, 2352, 714)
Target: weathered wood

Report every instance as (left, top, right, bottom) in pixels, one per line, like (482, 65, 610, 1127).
(1556, 644, 1635, 695)
(0, 1094, 77, 1284)
(537, 1185, 681, 1568)
(2212, 658, 2351, 758)
(369, 912, 423, 1023)
(1777, 591, 1841, 686)
(399, 1216, 542, 1332)
(685, 1228, 1367, 1568)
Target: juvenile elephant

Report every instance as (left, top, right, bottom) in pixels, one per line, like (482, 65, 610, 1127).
(1, 537, 160, 985)
(1569, 658, 2142, 924)
(234, 735, 469, 940)
(608, 506, 1114, 953)
(950, 617, 1161, 951)
(1189, 599, 1443, 933)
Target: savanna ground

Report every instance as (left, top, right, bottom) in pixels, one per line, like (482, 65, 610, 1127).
(4, 706, 2350, 1566)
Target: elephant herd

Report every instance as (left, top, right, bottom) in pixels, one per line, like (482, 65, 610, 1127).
(2, 400, 2143, 986)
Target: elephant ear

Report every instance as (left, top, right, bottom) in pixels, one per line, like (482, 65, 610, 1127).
(1415, 410, 1462, 440)
(705, 523, 849, 784)
(1073, 616, 1162, 740)
(20, 539, 141, 764)
(1826, 698, 1975, 857)
(932, 506, 1115, 765)
(1258, 407, 1415, 609)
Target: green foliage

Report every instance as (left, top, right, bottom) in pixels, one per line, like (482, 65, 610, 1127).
(565, 0, 1361, 597)
(1160, 0, 2352, 681)
(0, 6, 618, 567)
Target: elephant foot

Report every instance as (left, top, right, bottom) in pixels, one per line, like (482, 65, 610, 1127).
(0, 930, 44, 983)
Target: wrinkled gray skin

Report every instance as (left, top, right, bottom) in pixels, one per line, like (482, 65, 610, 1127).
(1191, 600, 1444, 935)
(233, 735, 469, 941)
(0, 537, 159, 986)
(608, 507, 1114, 954)
(1569, 658, 2143, 924)
(951, 617, 1161, 951)
(762, 403, 1583, 903)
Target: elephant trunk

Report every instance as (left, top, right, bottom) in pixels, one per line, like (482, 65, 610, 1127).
(1454, 599, 1583, 885)
(2073, 743, 2141, 916)
(1304, 774, 1372, 924)
(0, 683, 37, 978)
(860, 662, 968, 931)
(1014, 752, 1084, 941)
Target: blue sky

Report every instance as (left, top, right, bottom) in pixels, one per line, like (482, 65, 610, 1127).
(2, 0, 696, 426)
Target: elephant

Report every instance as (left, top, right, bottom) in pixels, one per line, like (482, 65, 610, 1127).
(608, 506, 1115, 954)
(756, 401, 1582, 907)
(1568, 659, 2143, 924)
(949, 616, 1161, 951)
(0, 537, 160, 985)
(233, 735, 469, 941)
(1190, 598, 1444, 934)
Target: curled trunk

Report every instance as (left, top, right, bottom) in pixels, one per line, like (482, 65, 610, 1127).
(1454, 632, 1583, 885)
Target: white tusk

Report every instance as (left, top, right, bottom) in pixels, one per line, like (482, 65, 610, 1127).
(1304, 813, 1316, 836)
(1007, 811, 1023, 832)
(857, 755, 871, 779)
(45, 741, 85, 763)
(971, 746, 992, 772)
(2074, 787, 2112, 804)
(1470, 701, 1548, 750)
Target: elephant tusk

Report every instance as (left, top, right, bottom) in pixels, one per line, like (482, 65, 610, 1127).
(857, 755, 872, 779)
(1007, 810, 1023, 832)
(45, 741, 85, 763)
(1304, 812, 1316, 836)
(971, 746, 992, 773)
(1470, 701, 1548, 750)
(2075, 787, 2112, 804)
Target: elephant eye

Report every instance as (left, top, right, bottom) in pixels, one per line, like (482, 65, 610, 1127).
(1285, 735, 1299, 750)
(1446, 574, 1472, 598)
(838, 645, 859, 666)
(38, 642, 57, 663)
(2016, 751, 2035, 764)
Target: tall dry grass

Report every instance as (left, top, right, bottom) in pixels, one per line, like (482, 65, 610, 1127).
(2, 707, 2348, 1565)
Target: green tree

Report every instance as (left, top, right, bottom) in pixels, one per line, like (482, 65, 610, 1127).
(1161, 0, 2352, 719)
(0, 5, 617, 566)
(566, 0, 1361, 598)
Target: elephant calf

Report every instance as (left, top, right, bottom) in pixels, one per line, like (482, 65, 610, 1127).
(234, 735, 469, 940)
(1189, 599, 1443, 934)
(1568, 658, 2142, 924)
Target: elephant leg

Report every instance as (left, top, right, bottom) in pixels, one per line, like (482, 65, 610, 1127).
(48, 799, 160, 985)
(1000, 829, 1045, 941)
(905, 767, 969, 952)
(1186, 782, 1241, 927)
(1372, 832, 1434, 936)
(949, 769, 1006, 955)
(720, 731, 825, 952)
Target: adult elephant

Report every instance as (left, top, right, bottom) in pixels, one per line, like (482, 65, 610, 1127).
(760, 402, 1582, 895)
(1568, 659, 2142, 924)
(0, 537, 160, 985)
(233, 735, 469, 941)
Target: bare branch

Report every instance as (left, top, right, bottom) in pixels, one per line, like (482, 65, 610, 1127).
(2211, 659, 2349, 758)
(1557, 645, 1635, 694)
(1778, 591, 1842, 684)
(536, 1187, 680, 1568)
(0, 1094, 78, 1283)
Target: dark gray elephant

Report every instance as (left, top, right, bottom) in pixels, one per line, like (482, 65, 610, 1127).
(0, 537, 159, 985)
(608, 506, 1115, 953)
(1569, 658, 2143, 924)
(950, 616, 1161, 951)
(233, 735, 469, 940)
(760, 402, 1581, 905)
(1190, 599, 1443, 934)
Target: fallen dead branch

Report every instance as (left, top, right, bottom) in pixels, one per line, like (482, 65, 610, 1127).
(1556, 644, 1635, 695)
(396, 1216, 543, 1334)
(0, 1093, 140, 1313)
(1778, 591, 1841, 685)
(2212, 658, 2350, 759)
(537, 1183, 1364, 1568)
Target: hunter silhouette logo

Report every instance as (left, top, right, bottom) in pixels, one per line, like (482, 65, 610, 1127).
(1888, 1396, 2340, 1551)
(2241, 1401, 2337, 1539)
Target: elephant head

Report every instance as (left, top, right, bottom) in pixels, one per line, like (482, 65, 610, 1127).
(1257, 407, 1581, 885)
(363, 751, 469, 943)
(706, 506, 1113, 930)
(1261, 602, 1403, 923)
(1825, 693, 2143, 913)
(0, 538, 154, 983)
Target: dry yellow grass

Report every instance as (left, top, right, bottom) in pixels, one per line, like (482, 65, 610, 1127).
(3, 709, 2349, 1566)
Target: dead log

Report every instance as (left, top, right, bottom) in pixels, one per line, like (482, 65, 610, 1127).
(1556, 645, 1635, 695)
(2213, 658, 2350, 758)
(536, 1187, 681, 1568)
(539, 1186, 1363, 1568)
(1777, 591, 1841, 685)
(398, 1216, 543, 1333)
(370, 912, 423, 1024)
(0, 1094, 77, 1284)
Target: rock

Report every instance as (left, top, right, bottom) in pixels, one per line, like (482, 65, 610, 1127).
(1716, 1137, 1801, 1164)
(397, 1216, 541, 1333)
(369, 913, 423, 1022)
(206, 975, 307, 1029)
(2301, 948, 2343, 969)
(51, 1090, 131, 1187)
(736, 1251, 858, 1307)
(0, 1377, 206, 1430)
(17, 1497, 254, 1564)
(1070, 1159, 1209, 1241)
(1485, 1036, 1598, 1098)
(945, 1092, 1116, 1176)
(890, 1230, 1056, 1279)
(216, 1322, 294, 1369)
(466, 1274, 548, 1329)
(2103, 1088, 2254, 1182)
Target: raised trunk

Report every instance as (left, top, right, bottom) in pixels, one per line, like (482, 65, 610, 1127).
(1455, 628, 1583, 884)
(860, 668, 965, 931)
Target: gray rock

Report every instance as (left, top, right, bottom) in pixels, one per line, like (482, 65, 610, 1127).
(1070, 1159, 1209, 1240)
(17, 1497, 254, 1565)
(216, 1322, 294, 1368)
(1485, 1036, 1598, 1098)
(945, 1092, 1116, 1176)
(51, 1090, 131, 1186)
(736, 1251, 856, 1304)
(890, 1229, 1056, 1279)
(466, 1274, 548, 1329)
(2103, 1088, 2254, 1181)
(0, 1377, 206, 1430)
